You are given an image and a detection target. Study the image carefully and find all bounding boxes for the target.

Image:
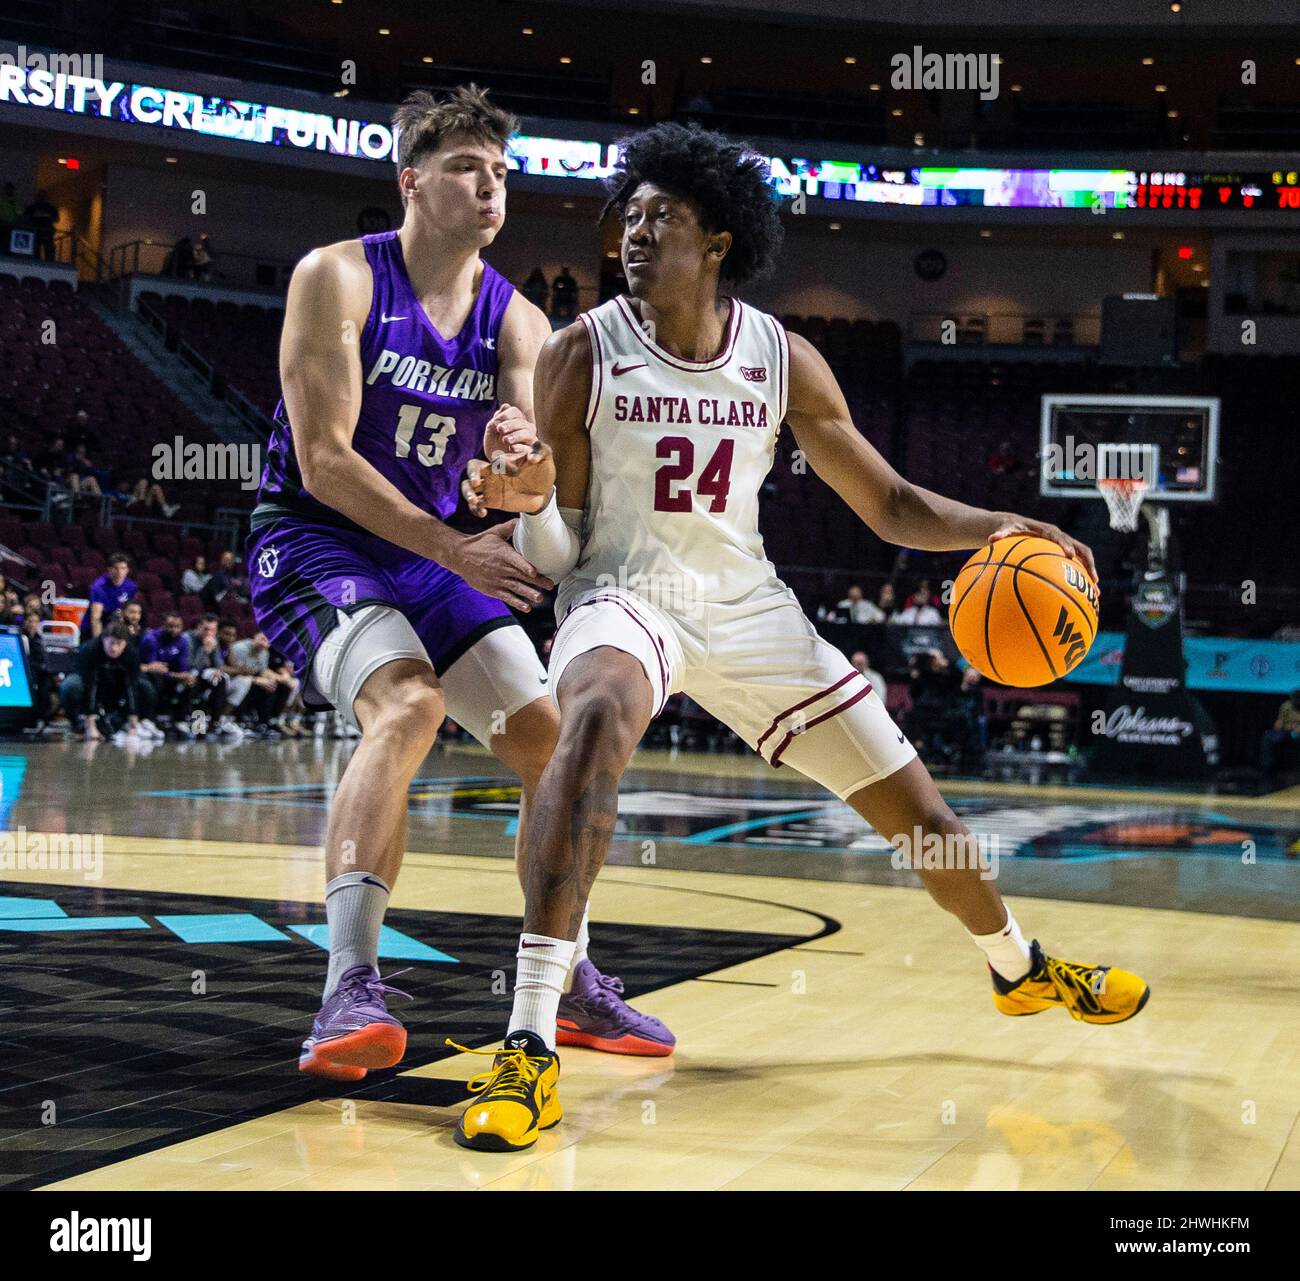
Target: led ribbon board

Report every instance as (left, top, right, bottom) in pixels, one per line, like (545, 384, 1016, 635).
(2, 60, 1298, 211)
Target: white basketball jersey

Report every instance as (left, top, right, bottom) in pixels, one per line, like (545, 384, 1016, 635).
(570, 294, 790, 606)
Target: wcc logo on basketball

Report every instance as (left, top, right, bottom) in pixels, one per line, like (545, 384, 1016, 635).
(1053, 562, 1098, 669)
(1053, 605, 1088, 668)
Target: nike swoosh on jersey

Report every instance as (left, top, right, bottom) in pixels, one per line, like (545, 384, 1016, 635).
(612, 361, 647, 376)
(381, 313, 408, 323)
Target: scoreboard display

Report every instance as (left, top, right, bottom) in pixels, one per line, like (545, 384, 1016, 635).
(1127, 171, 1300, 211)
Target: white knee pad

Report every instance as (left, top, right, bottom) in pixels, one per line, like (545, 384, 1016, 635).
(311, 605, 431, 732)
(439, 622, 550, 748)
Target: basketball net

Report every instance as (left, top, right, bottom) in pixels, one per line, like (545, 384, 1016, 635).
(1098, 476, 1148, 532)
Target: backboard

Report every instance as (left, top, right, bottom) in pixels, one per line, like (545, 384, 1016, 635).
(1039, 394, 1219, 503)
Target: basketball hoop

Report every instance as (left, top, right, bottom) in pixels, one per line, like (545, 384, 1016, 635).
(1097, 442, 1157, 533)
(1098, 476, 1148, 532)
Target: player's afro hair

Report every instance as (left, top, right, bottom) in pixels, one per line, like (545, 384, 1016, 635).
(599, 122, 784, 288)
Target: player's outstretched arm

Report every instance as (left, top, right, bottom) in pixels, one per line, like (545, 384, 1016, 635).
(280, 244, 552, 610)
(783, 330, 1095, 579)
(465, 321, 592, 580)
(461, 292, 557, 518)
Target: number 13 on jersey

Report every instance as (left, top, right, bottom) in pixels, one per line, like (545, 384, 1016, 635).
(394, 403, 457, 467)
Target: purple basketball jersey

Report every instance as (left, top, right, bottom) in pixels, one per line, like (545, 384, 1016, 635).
(256, 231, 515, 527)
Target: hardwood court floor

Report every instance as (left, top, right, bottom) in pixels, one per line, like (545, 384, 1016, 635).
(1, 738, 1297, 1191)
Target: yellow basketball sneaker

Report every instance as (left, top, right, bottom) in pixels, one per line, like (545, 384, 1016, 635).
(449, 1031, 562, 1152)
(991, 939, 1150, 1024)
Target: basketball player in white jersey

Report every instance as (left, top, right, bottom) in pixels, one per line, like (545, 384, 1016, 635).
(454, 122, 1149, 1151)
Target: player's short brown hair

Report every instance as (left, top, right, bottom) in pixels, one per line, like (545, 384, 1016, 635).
(392, 84, 518, 192)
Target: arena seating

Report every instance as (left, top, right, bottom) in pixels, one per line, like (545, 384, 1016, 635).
(0, 275, 253, 632)
(4, 276, 1293, 643)
(139, 291, 285, 417)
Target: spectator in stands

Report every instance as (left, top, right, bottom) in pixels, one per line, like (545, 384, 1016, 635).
(838, 583, 887, 624)
(165, 235, 195, 279)
(34, 434, 70, 481)
(521, 267, 549, 311)
(202, 550, 249, 609)
(895, 580, 942, 626)
(0, 181, 20, 246)
(20, 608, 51, 729)
(22, 190, 59, 261)
(139, 611, 195, 732)
(65, 443, 104, 498)
(877, 583, 899, 621)
(1261, 689, 1300, 777)
(954, 665, 987, 768)
(1, 432, 34, 479)
(21, 593, 46, 623)
(82, 553, 137, 639)
(3, 586, 22, 622)
(192, 233, 213, 281)
(910, 579, 941, 609)
(550, 265, 578, 320)
(181, 555, 211, 596)
(65, 408, 91, 452)
(60, 622, 148, 742)
(273, 653, 306, 737)
(116, 599, 145, 640)
(216, 619, 239, 656)
(125, 476, 179, 517)
(226, 630, 297, 735)
(850, 649, 886, 693)
(906, 649, 962, 760)
(186, 611, 240, 738)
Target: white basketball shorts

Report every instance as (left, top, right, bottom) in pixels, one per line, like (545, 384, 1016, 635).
(548, 578, 916, 799)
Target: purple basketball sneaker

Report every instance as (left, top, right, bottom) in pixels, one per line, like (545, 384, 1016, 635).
(298, 964, 410, 1081)
(555, 959, 676, 1057)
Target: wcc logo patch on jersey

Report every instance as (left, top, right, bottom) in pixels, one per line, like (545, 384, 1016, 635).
(740, 365, 768, 382)
(256, 545, 280, 580)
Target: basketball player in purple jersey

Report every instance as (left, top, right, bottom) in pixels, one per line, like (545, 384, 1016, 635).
(248, 86, 674, 1082)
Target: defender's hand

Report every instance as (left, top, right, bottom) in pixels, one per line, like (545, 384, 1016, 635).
(483, 402, 536, 466)
(989, 516, 1097, 584)
(449, 520, 555, 612)
(462, 441, 556, 517)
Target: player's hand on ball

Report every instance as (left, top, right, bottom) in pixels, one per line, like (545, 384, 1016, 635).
(462, 440, 556, 516)
(451, 520, 554, 612)
(483, 402, 536, 465)
(989, 516, 1097, 584)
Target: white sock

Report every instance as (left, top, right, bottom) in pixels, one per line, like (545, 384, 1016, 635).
(509, 933, 577, 1050)
(564, 906, 591, 992)
(969, 910, 1033, 982)
(324, 870, 390, 998)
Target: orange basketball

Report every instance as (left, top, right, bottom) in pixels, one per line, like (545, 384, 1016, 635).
(948, 536, 1100, 687)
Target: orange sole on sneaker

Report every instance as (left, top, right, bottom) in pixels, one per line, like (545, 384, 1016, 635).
(298, 1023, 407, 1080)
(555, 1024, 675, 1057)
